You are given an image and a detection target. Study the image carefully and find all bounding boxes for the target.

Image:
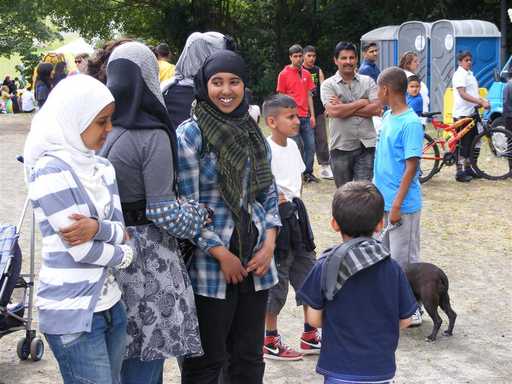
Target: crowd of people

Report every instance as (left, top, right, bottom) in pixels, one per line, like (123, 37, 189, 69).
(19, 30, 505, 384)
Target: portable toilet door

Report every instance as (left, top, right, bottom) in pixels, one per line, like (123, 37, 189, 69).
(430, 19, 501, 116)
(360, 25, 399, 71)
(397, 21, 432, 92)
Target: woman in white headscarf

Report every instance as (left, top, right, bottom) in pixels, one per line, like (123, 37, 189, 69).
(162, 31, 233, 130)
(24, 74, 133, 384)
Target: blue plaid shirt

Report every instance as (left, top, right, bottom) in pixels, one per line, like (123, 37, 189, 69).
(177, 118, 281, 299)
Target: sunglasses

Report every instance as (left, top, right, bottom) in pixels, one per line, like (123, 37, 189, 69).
(75, 60, 82, 64)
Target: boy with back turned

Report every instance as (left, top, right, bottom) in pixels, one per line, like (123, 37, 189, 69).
(298, 181, 416, 383)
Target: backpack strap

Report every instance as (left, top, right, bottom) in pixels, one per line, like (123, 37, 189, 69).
(321, 237, 373, 301)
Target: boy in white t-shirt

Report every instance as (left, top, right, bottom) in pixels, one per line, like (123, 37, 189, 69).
(21, 85, 36, 113)
(452, 51, 490, 182)
(262, 94, 319, 361)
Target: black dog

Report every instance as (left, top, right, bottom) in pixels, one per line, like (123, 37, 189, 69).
(404, 262, 457, 342)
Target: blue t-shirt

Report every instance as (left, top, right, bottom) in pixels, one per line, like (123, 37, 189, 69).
(373, 108, 423, 213)
(406, 93, 423, 117)
(298, 256, 416, 383)
(358, 60, 380, 83)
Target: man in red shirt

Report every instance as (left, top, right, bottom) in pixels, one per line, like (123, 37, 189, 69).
(277, 44, 318, 183)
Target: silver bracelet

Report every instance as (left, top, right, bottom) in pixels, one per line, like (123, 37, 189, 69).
(117, 244, 134, 269)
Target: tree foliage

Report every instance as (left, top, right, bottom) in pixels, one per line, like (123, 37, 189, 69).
(2, 0, 508, 98)
(0, 0, 61, 77)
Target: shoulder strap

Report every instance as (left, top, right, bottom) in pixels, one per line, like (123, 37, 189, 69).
(321, 237, 373, 301)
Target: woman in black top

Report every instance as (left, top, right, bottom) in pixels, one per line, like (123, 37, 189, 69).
(35, 63, 52, 108)
(52, 61, 67, 87)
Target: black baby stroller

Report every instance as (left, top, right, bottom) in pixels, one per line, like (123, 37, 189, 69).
(0, 158, 44, 361)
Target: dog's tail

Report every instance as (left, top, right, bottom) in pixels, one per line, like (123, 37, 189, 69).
(439, 269, 449, 293)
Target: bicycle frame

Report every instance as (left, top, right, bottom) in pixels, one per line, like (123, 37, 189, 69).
(430, 116, 477, 157)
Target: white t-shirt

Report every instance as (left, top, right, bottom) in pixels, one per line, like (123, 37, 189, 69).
(452, 66, 479, 118)
(21, 90, 35, 112)
(267, 136, 305, 201)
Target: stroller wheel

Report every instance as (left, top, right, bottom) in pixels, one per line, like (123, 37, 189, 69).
(30, 337, 44, 361)
(16, 337, 30, 360)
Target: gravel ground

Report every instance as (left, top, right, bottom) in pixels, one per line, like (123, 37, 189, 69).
(0, 114, 511, 384)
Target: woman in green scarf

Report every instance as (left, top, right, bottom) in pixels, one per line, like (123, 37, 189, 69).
(177, 50, 281, 384)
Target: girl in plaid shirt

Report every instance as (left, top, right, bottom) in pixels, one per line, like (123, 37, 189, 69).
(178, 50, 281, 384)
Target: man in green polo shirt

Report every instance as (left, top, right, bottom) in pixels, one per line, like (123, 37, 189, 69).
(321, 41, 382, 187)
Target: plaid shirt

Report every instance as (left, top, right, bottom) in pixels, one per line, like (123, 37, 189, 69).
(177, 118, 281, 299)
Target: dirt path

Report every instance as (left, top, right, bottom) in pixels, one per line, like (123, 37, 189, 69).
(0, 114, 511, 383)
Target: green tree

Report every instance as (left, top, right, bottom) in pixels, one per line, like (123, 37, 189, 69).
(0, 0, 61, 78)
(5, 0, 507, 98)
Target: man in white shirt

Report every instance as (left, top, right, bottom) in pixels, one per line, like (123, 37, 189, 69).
(21, 86, 36, 113)
(452, 51, 489, 182)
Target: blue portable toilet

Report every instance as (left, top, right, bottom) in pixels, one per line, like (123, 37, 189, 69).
(397, 21, 432, 95)
(430, 19, 501, 115)
(360, 26, 399, 71)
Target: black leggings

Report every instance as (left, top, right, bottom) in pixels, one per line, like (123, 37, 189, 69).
(181, 278, 269, 384)
(454, 116, 477, 159)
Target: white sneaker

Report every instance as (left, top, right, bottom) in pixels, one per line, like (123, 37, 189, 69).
(319, 165, 334, 180)
(409, 308, 423, 327)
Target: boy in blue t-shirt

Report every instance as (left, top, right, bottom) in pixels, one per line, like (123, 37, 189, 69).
(298, 181, 416, 384)
(405, 75, 423, 117)
(374, 67, 424, 325)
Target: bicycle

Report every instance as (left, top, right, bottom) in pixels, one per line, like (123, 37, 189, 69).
(419, 110, 512, 183)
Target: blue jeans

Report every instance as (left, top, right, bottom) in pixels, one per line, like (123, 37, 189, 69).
(121, 358, 164, 384)
(45, 301, 128, 384)
(291, 117, 316, 175)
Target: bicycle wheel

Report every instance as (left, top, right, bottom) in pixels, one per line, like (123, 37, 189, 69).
(470, 128, 512, 180)
(420, 133, 440, 183)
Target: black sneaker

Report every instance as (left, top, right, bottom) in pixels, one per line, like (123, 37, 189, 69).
(455, 171, 472, 182)
(304, 173, 320, 183)
(464, 168, 482, 179)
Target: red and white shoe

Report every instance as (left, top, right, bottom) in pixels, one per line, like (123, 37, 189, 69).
(263, 335, 303, 361)
(300, 329, 321, 355)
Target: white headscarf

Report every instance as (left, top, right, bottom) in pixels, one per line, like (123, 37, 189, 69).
(24, 74, 114, 178)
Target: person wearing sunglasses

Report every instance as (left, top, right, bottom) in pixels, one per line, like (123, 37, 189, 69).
(74, 53, 90, 74)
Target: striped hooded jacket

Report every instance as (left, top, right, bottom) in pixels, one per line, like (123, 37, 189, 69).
(29, 155, 128, 334)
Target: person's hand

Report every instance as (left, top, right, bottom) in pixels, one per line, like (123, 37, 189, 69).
(329, 95, 341, 105)
(60, 214, 99, 246)
(389, 206, 401, 225)
(278, 192, 288, 205)
(246, 243, 274, 277)
(480, 99, 490, 109)
(358, 98, 370, 108)
(217, 250, 248, 284)
(310, 115, 316, 129)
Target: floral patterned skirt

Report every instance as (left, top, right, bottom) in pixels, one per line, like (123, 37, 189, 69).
(115, 224, 203, 361)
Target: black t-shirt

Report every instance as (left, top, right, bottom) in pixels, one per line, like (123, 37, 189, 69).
(303, 65, 324, 116)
